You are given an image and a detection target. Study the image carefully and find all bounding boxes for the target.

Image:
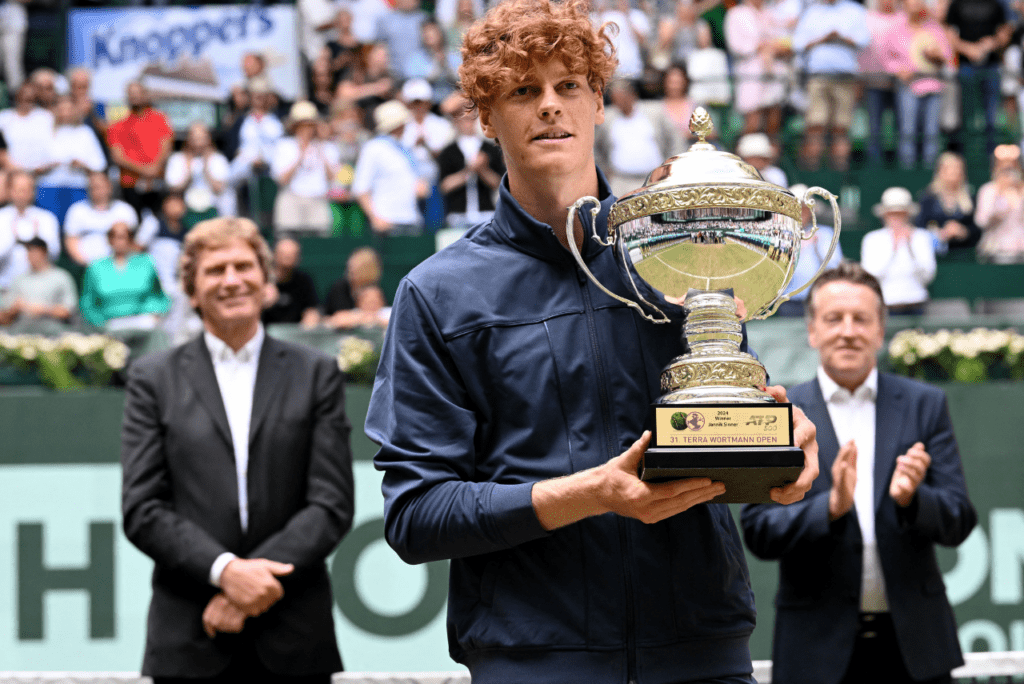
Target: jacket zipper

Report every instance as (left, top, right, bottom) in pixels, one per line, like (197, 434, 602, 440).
(578, 266, 637, 683)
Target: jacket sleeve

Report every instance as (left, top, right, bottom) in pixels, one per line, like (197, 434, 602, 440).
(741, 490, 834, 560)
(121, 361, 232, 584)
(897, 390, 976, 546)
(366, 279, 550, 565)
(247, 356, 355, 568)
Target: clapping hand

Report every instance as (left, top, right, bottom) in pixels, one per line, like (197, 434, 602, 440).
(890, 441, 930, 507)
(765, 385, 819, 504)
(829, 439, 857, 520)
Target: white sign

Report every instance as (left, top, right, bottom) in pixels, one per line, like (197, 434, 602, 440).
(67, 5, 302, 103)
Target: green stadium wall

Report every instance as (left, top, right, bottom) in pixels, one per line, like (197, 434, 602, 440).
(0, 382, 1021, 671)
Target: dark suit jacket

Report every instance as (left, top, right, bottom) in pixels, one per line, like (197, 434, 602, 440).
(121, 334, 354, 678)
(741, 372, 976, 684)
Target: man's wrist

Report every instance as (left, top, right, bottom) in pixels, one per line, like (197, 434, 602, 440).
(209, 552, 238, 587)
(532, 467, 607, 531)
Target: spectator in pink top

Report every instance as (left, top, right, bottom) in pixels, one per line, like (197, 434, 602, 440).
(880, 0, 953, 169)
(724, 0, 790, 140)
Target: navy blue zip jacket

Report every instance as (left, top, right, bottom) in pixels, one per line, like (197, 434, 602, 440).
(366, 172, 757, 684)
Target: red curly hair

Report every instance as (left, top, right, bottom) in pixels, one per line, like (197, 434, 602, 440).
(458, 0, 618, 112)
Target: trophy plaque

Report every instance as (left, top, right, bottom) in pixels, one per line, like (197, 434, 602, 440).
(566, 108, 840, 503)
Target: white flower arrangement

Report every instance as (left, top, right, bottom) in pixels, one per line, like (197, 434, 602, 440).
(888, 328, 1024, 382)
(336, 335, 380, 385)
(0, 332, 130, 390)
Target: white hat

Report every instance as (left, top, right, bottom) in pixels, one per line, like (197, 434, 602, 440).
(374, 99, 412, 134)
(247, 76, 275, 95)
(401, 78, 434, 103)
(288, 100, 320, 130)
(873, 186, 919, 217)
(736, 133, 773, 159)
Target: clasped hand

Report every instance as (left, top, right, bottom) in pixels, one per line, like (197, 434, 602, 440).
(202, 558, 294, 638)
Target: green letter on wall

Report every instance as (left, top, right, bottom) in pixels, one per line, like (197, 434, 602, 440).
(17, 522, 115, 640)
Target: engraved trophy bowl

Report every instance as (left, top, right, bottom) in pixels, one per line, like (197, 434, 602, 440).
(566, 107, 841, 500)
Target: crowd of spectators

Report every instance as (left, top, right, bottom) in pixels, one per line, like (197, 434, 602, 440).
(3, 0, 1024, 344)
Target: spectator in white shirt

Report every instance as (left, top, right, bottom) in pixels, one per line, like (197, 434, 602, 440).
(686, 22, 732, 109)
(399, 78, 454, 187)
(593, 0, 651, 79)
(353, 99, 428, 236)
(63, 170, 139, 266)
(0, 82, 55, 176)
(596, 79, 683, 199)
(230, 77, 285, 185)
(0, 171, 60, 292)
(166, 121, 234, 218)
(271, 100, 341, 236)
(36, 95, 107, 225)
(736, 132, 787, 188)
(0, 0, 28, 91)
(861, 186, 937, 316)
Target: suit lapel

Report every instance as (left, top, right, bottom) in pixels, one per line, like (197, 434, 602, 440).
(806, 379, 841, 473)
(249, 336, 288, 447)
(184, 337, 233, 449)
(874, 372, 904, 512)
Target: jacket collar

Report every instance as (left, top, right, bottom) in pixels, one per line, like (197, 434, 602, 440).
(183, 336, 232, 448)
(490, 166, 616, 265)
(873, 371, 906, 512)
(182, 332, 287, 450)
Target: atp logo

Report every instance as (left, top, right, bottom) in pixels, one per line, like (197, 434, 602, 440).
(670, 411, 705, 431)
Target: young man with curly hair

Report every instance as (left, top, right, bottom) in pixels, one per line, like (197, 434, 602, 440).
(366, 0, 818, 682)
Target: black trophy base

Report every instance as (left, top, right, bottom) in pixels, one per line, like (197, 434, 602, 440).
(639, 446, 804, 503)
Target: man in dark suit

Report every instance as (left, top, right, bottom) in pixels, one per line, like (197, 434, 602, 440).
(121, 216, 354, 683)
(741, 262, 976, 684)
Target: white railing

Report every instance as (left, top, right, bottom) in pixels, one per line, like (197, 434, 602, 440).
(3, 654, 1024, 684)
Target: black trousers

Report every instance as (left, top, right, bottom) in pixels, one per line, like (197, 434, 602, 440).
(840, 613, 952, 684)
(153, 639, 333, 684)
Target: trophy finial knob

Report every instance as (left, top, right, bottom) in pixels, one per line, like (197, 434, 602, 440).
(689, 107, 713, 144)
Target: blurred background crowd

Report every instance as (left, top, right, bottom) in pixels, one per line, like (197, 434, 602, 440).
(2, 0, 1024, 348)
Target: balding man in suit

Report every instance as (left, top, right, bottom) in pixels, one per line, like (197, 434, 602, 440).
(742, 263, 976, 684)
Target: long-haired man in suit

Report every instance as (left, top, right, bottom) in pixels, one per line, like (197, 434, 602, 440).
(121, 216, 354, 683)
(742, 262, 976, 684)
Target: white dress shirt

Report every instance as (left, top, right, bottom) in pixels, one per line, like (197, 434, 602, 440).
(609, 109, 663, 176)
(400, 112, 454, 185)
(205, 325, 265, 587)
(818, 365, 890, 612)
(0, 205, 61, 290)
(0, 107, 55, 172)
(860, 227, 937, 307)
(271, 138, 341, 198)
(37, 124, 107, 189)
(63, 199, 140, 264)
(352, 135, 423, 226)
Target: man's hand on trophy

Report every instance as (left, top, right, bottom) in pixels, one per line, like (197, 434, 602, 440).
(531, 431, 726, 530)
(662, 295, 747, 319)
(764, 385, 820, 504)
(596, 431, 727, 524)
(734, 296, 747, 319)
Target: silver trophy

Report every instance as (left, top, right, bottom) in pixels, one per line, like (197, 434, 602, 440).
(567, 108, 840, 502)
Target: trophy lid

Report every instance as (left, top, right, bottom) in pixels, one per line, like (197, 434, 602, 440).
(608, 108, 800, 229)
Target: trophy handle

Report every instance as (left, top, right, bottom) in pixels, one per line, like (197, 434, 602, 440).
(566, 197, 670, 324)
(760, 186, 842, 318)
